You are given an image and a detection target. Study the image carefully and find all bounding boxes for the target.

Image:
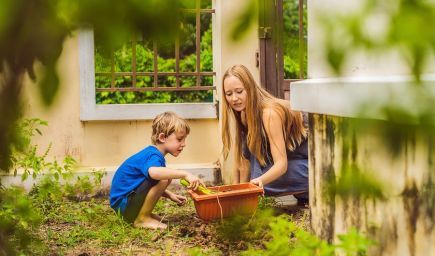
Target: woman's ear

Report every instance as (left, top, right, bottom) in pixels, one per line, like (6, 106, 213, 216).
(158, 133, 166, 143)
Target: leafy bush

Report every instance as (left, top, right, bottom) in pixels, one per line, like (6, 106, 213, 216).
(10, 118, 50, 181)
(239, 213, 374, 256)
(0, 186, 43, 255)
(212, 201, 373, 256)
(1, 118, 107, 254)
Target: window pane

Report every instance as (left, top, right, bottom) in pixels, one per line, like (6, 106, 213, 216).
(200, 14, 212, 72)
(170, 91, 213, 103)
(95, 76, 111, 89)
(180, 76, 197, 87)
(96, 91, 137, 104)
(136, 76, 154, 88)
(95, 46, 111, 72)
(158, 76, 176, 87)
(200, 76, 213, 86)
(114, 44, 133, 72)
(180, 11, 196, 72)
(96, 91, 156, 104)
(200, 0, 212, 9)
(179, 54, 196, 72)
(157, 40, 175, 72)
(93, 0, 215, 105)
(96, 90, 213, 104)
(115, 76, 132, 88)
(136, 40, 154, 72)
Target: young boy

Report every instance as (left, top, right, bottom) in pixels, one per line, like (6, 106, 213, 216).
(109, 111, 204, 229)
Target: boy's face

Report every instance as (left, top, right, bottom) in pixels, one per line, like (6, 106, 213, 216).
(162, 131, 187, 157)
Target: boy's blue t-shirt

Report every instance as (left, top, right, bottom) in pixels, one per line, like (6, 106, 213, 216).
(110, 145, 165, 213)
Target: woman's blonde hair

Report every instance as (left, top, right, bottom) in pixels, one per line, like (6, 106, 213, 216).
(151, 111, 190, 144)
(221, 64, 306, 167)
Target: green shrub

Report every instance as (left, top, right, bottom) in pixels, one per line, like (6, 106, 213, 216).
(1, 118, 108, 254)
(0, 186, 43, 254)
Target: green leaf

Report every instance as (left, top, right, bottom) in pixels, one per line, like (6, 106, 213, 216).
(54, 172, 59, 181)
(21, 171, 28, 182)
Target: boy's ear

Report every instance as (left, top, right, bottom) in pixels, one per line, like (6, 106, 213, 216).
(157, 133, 166, 143)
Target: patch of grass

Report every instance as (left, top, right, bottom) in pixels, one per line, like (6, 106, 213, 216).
(5, 182, 371, 255)
(187, 246, 222, 256)
(36, 197, 159, 253)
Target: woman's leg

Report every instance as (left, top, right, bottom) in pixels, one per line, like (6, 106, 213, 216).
(133, 179, 171, 229)
(252, 157, 308, 196)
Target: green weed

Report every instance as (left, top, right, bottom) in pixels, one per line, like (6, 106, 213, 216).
(0, 186, 44, 255)
(240, 214, 373, 256)
(187, 247, 222, 256)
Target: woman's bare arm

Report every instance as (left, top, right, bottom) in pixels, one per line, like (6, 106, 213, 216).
(251, 108, 288, 186)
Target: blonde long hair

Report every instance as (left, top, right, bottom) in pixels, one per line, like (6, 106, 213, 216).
(221, 64, 306, 167)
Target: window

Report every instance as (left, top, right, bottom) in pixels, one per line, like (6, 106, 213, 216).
(79, 0, 217, 120)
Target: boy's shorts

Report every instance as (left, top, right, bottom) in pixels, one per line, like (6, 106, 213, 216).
(121, 178, 159, 223)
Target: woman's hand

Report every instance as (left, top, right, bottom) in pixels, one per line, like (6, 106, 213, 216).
(250, 177, 263, 188)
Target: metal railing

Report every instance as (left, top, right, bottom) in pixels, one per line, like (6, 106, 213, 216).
(95, 0, 215, 93)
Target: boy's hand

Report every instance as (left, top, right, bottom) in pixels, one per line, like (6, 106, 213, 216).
(185, 174, 204, 191)
(169, 193, 187, 206)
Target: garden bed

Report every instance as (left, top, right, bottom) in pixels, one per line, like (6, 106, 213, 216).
(33, 184, 310, 255)
(3, 119, 374, 255)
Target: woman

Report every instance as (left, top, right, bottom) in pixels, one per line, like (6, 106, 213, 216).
(221, 64, 308, 204)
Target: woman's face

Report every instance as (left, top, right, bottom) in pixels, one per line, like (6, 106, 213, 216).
(223, 75, 247, 112)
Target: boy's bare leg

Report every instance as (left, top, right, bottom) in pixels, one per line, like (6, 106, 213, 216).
(150, 213, 163, 221)
(150, 179, 172, 222)
(134, 180, 170, 229)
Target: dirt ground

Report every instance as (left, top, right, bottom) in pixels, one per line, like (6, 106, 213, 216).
(39, 185, 310, 256)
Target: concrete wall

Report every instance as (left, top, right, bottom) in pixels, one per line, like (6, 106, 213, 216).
(292, 0, 435, 255)
(20, 0, 259, 181)
(308, 114, 434, 256)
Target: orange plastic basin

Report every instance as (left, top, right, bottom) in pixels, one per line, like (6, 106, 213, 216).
(187, 183, 264, 221)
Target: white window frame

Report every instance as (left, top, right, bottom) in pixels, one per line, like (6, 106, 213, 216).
(78, 3, 220, 121)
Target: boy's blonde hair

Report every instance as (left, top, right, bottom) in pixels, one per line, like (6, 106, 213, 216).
(151, 112, 190, 144)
